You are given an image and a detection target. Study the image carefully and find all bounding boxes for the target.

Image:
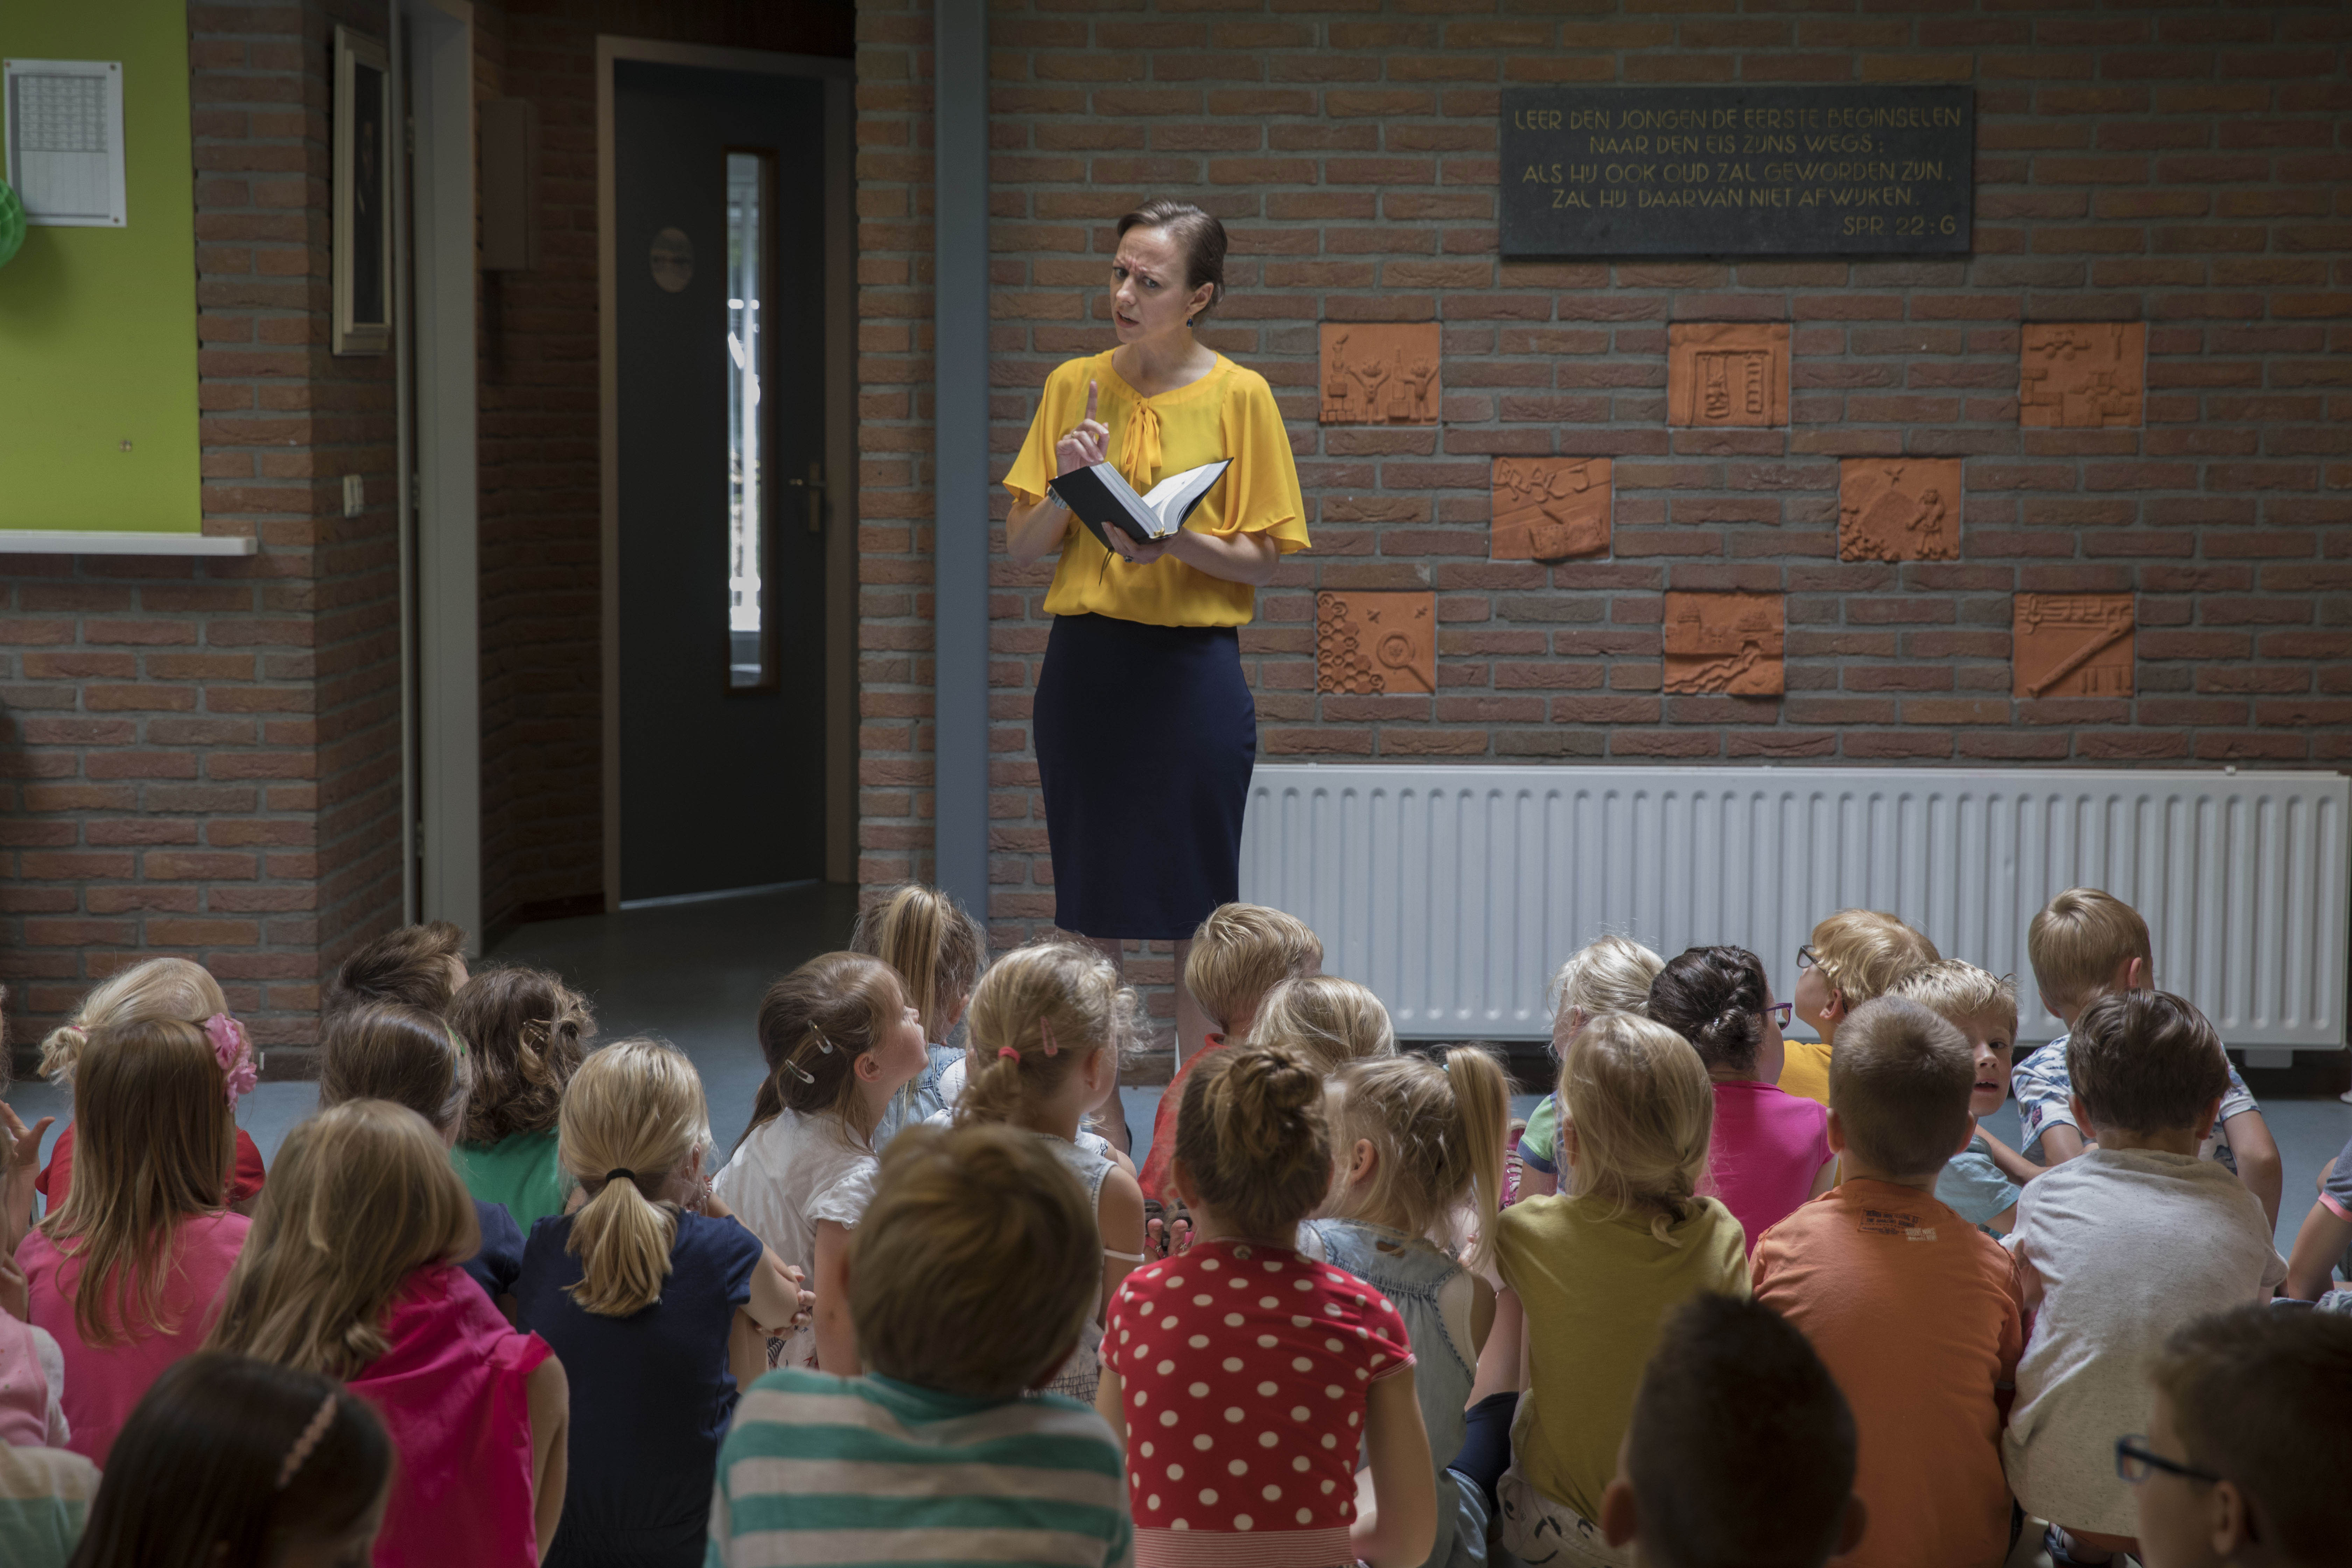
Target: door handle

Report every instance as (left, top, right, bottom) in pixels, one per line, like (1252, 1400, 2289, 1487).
(785, 463, 825, 533)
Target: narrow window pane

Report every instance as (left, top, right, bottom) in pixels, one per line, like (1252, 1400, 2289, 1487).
(726, 151, 769, 690)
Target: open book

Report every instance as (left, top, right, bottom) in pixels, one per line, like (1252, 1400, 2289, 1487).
(1049, 459, 1232, 553)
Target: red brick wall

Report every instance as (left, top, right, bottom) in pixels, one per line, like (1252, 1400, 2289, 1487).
(0, 0, 406, 1070)
(854, 0, 2352, 1031)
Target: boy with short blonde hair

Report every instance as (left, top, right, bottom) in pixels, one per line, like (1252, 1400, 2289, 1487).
(1891, 960, 2038, 1232)
(1751, 996, 2027, 1568)
(1136, 903, 1321, 1206)
(1782, 909, 1939, 1105)
(2016, 888, 2282, 1227)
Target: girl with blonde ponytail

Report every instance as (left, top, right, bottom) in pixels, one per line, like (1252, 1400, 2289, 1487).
(848, 882, 988, 1144)
(952, 939, 1146, 1400)
(1461, 1011, 1749, 1568)
(513, 1040, 812, 1568)
(1303, 1046, 1510, 1568)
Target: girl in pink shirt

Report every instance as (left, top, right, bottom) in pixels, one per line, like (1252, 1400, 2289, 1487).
(208, 1100, 570, 1568)
(1646, 946, 1836, 1254)
(17, 1013, 258, 1464)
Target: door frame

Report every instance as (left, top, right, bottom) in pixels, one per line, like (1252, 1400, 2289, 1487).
(595, 38, 857, 911)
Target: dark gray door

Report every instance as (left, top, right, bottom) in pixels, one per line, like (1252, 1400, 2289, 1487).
(615, 61, 826, 900)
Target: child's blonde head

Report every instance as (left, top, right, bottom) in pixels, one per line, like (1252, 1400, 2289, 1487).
(1828, 997, 1974, 1179)
(1248, 975, 1395, 1073)
(317, 1002, 471, 1139)
(745, 952, 909, 1149)
(208, 1100, 478, 1378)
(447, 966, 594, 1144)
(1807, 910, 1939, 1006)
(1325, 1045, 1510, 1270)
(2029, 887, 2153, 1016)
(1560, 1011, 1713, 1244)
(1183, 904, 1322, 1034)
(959, 939, 1138, 1128)
(1173, 1043, 1333, 1236)
(38, 956, 228, 1089)
(1549, 934, 1665, 1053)
(1888, 959, 2019, 1045)
(849, 883, 987, 1043)
(852, 1122, 1099, 1399)
(41, 1016, 237, 1346)
(557, 1039, 711, 1317)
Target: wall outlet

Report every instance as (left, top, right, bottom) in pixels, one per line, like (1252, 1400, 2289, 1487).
(342, 474, 364, 518)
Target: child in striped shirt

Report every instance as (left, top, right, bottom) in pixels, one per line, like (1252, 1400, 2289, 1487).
(707, 1122, 1132, 1568)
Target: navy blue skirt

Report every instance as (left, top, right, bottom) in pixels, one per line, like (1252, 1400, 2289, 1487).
(1033, 613, 1255, 941)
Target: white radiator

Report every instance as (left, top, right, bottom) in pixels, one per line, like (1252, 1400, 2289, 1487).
(1238, 766, 2351, 1053)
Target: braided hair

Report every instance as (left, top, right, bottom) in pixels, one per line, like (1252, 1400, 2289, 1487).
(1645, 945, 1773, 1077)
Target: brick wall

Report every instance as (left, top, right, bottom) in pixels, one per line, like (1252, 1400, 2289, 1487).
(471, 0, 855, 936)
(0, 0, 405, 1070)
(854, 0, 2352, 1046)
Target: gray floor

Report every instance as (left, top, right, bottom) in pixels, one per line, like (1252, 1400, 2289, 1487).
(6, 882, 2347, 1261)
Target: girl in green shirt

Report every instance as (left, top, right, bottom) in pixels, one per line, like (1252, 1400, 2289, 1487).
(448, 967, 596, 1230)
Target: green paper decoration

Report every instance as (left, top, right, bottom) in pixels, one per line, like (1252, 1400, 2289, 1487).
(0, 182, 23, 270)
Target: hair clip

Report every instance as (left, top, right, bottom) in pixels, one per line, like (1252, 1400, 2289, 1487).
(275, 1391, 340, 1490)
(783, 1059, 816, 1085)
(204, 1014, 259, 1108)
(1039, 1017, 1059, 1058)
(811, 1029, 835, 1055)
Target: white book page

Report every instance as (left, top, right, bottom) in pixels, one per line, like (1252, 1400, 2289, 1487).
(1086, 462, 1152, 529)
(1140, 461, 1231, 537)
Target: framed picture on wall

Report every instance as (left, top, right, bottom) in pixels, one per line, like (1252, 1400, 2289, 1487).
(332, 26, 390, 356)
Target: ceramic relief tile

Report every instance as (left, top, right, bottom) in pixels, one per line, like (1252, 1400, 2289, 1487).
(1491, 457, 1611, 561)
(1839, 458, 1962, 563)
(1316, 591, 1436, 695)
(2019, 322, 2144, 429)
(1662, 591, 1784, 696)
(1319, 324, 1441, 425)
(1667, 322, 1789, 429)
(2013, 593, 2135, 699)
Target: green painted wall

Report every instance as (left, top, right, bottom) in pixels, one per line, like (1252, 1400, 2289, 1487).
(0, 0, 202, 533)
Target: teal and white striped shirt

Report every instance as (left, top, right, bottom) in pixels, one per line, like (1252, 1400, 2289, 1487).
(707, 1370, 1133, 1568)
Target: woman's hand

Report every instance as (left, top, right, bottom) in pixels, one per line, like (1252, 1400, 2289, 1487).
(1055, 380, 1110, 477)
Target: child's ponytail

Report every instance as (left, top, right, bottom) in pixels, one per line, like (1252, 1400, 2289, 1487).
(558, 1039, 708, 1317)
(1173, 1043, 1332, 1237)
(958, 940, 1134, 1129)
(37, 956, 228, 1088)
(1327, 1045, 1510, 1270)
(850, 883, 986, 1044)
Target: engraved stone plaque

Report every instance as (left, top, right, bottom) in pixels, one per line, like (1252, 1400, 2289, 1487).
(2019, 323, 2144, 429)
(1317, 592, 1436, 696)
(2013, 594, 2134, 699)
(1491, 457, 1611, 561)
(1668, 323, 1789, 429)
(1663, 592, 1784, 696)
(1839, 458, 1962, 562)
(1319, 324, 1441, 426)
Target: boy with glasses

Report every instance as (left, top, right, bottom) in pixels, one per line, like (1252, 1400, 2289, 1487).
(1783, 910, 1939, 1105)
(2124, 1304, 2352, 1568)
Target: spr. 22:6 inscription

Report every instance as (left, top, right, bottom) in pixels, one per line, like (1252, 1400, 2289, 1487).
(1501, 86, 1972, 257)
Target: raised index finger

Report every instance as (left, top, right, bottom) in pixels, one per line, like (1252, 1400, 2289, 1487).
(1085, 379, 1099, 426)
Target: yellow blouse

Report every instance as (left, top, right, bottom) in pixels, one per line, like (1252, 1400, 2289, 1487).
(1004, 351, 1310, 628)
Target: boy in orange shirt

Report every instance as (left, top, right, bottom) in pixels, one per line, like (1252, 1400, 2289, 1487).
(1751, 995, 2027, 1568)
(1782, 909, 1939, 1105)
(1134, 902, 1319, 1211)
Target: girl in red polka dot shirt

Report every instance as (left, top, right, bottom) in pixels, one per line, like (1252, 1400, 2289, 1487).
(1097, 1043, 1437, 1568)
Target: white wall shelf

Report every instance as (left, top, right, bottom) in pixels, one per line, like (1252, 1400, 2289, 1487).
(0, 530, 258, 556)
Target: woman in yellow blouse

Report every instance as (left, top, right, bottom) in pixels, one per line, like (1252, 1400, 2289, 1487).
(1004, 198, 1310, 1060)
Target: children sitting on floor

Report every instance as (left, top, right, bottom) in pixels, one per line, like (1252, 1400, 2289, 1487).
(20, 1015, 258, 1465)
(2002, 990, 2287, 1567)
(324, 919, 470, 1014)
(1135, 902, 1321, 1207)
(712, 951, 927, 1373)
(1645, 946, 1835, 1253)
(952, 940, 1147, 1402)
(1517, 934, 1665, 1203)
(1598, 1294, 1864, 1568)
(2130, 1305, 2352, 1568)
(515, 1038, 811, 1568)
(448, 966, 597, 1231)
(707, 1123, 1131, 1568)
(1890, 959, 2040, 1232)
(206, 1098, 569, 1568)
(1780, 909, 1940, 1105)
(1303, 1045, 1510, 1568)
(1750, 996, 2026, 1568)
(2016, 887, 2283, 1227)
(1100, 1043, 1436, 1568)
(1246, 973, 1397, 1072)
(1461, 1011, 1747, 1568)
(850, 882, 988, 1144)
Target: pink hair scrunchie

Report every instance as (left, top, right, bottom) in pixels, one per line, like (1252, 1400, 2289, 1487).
(205, 1013, 259, 1106)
